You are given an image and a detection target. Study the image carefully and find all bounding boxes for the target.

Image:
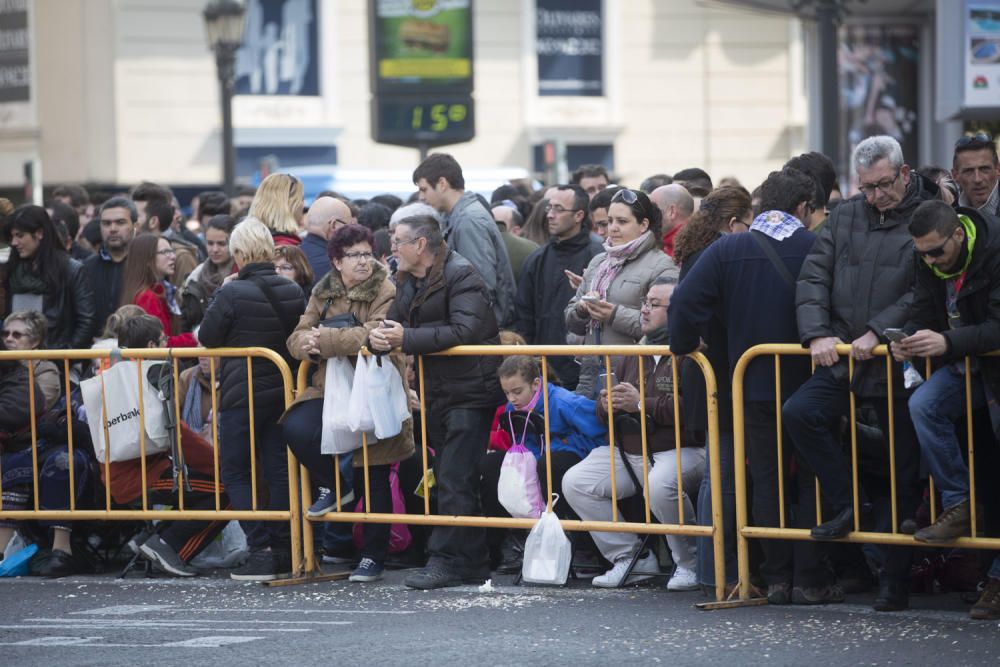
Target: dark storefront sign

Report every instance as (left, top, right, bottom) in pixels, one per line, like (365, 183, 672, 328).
(0, 0, 30, 104)
(536, 0, 603, 97)
(235, 0, 319, 96)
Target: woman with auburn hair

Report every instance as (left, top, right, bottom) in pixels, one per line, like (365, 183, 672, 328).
(273, 244, 315, 295)
(120, 233, 197, 347)
(672, 186, 753, 276)
(248, 173, 304, 247)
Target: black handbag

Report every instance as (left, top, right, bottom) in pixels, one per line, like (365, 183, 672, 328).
(317, 298, 362, 329)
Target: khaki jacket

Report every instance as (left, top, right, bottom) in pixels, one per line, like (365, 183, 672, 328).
(284, 261, 414, 467)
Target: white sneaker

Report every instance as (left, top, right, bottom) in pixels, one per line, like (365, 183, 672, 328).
(592, 552, 660, 588)
(667, 565, 699, 591)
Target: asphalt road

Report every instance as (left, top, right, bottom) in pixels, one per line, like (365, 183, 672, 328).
(1, 569, 998, 666)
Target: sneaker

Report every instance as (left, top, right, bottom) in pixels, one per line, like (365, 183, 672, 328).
(767, 582, 791, 605)
(667, 565, 699, 591)
(791, 584, 846, 605)
(231, 549, 288, 581)
(126, 525, 155, 555)
(308, 487, 356, 518)
(592, 551, 660, 588)
(140, 536, 198, 577)
(914, 499, 970, 544)
(970, 577, 1000, 620)
(404, 563, 484, 590)
(349, 557, 385, 583)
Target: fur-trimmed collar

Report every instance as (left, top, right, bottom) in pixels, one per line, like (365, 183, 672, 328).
(311, 260, 388, 303)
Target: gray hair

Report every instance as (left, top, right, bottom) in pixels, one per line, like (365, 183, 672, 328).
(389, 202, 440, 231)
(852, 135, 904, 171)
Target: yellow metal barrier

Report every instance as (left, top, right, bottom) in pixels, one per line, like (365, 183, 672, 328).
(0, 347, 303, 577)
(296, 344, 728, 601)
(731, 343, 1000, 602)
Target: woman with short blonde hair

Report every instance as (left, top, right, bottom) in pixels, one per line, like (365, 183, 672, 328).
(229, 217, 276, 265)
(248, 173, 303, 245)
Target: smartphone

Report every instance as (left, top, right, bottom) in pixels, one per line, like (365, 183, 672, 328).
(883, 328, 908, 344)
(581, 295, 601, 303)
(598, 372, 618, 391)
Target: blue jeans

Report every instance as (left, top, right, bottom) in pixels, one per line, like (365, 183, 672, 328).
(909, 364, 984, 510)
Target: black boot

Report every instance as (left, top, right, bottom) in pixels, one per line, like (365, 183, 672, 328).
(810, 507, 854, 540)
(873, 578, 909, 612)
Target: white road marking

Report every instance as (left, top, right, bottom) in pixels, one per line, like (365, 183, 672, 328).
(0, 625, 309, 633)
(163, 636, 262, 647)
(0, 636, 264, 648)
(30, 618, 352, 626)
(180, 607, 416, 615)
(72, 604, 173, 615)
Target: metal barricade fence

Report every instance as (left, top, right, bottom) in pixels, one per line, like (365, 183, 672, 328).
(0, 347, 304, 577)
(731, 343, 1000, 603)
(296, 344, 728, 602)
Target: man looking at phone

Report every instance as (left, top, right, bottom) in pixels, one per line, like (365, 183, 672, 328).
(563, 276, 704, 590)
(783, 135, 940, 612)
(892, 199, 1000, 620)
(514, 185, 604, 390)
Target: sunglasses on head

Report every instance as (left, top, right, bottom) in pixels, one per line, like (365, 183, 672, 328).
(611, 188, 638, 205)
(955, 131, 993, 148)
(287, 174, 300, 197)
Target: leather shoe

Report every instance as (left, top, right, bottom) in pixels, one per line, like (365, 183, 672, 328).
(873, 579, 909, 612)
(38, 549, 75, 578)
(810, 507, 854, 540)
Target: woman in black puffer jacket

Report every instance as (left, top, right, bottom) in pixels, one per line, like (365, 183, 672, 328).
(199, 218, 305, 582)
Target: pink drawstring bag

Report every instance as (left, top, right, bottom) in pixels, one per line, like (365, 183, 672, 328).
(497, 410, 545, 519)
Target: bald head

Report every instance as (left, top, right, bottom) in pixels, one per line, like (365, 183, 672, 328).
(650, 184, 694, 232)
(306, 196, 352, 240)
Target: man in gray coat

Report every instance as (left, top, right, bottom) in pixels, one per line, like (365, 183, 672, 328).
(413, 153, 516, 327)
(783, 135, 941, 612)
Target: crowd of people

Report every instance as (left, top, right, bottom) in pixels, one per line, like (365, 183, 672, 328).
(0, 135, 998, 622)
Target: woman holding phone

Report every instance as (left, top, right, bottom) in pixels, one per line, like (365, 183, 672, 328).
(564, 189, 677, 398)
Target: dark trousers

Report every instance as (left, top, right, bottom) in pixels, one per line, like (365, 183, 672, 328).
(425, 406, 493, 573)
(219, 405, 290, 552)
(148, 467, 228, 563)
(782, 365, 920, 583)
(283, 399, 391, 563)
(696, 431, 738, 587)
(745, 401, 829, 587)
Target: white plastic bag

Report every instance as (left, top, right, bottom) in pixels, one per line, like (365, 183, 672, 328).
(80, 360, 171, 462)
(497, 444, 544, 519)
(521, 506, 572, 585)
(366, 355, 410, 440)
(347, 352, 375, 433)
(321, 357, 364, 455)
(189, 521, 249, 569)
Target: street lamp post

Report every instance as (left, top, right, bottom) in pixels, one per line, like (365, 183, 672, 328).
(203, 0, 247, 197)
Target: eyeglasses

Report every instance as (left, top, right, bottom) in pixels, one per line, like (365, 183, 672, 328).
(275, 263, 295, 272)
(916, 234, 956, 258)
(391, 237, 418, 249)
(328, 218, 349, 228)
(544, 204, 579, 215)
(955, 131, 993, 148)
(156, 248, 177, 256)
(288, 174, 300, 197)
(858, 171, 901, 196)
(1, 329, 27, 340)
(611, 188, 638, 205)
(343, 251, 373, 261)
(639, 298, 669, 311)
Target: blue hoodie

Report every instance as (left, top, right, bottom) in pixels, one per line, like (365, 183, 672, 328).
(502, 383, 607, 460)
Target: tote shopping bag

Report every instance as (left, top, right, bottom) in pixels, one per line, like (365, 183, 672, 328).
(80, 360, 170, 463)
(321, 356, 364, 455)
(347, 352, 376, 433)
(365, 355, 410, 440)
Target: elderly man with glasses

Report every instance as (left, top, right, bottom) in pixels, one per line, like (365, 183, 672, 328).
(783, 135, 943, 612)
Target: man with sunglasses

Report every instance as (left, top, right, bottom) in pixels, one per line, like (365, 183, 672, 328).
(891, 199, 1000, 620)
(953, 132, 1000, 216)
(786, 135, 942, 612)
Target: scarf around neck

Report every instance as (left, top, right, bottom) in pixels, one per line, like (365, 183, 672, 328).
(750, 210, 804, 241)
(590, 231, 652, 299)
(198, 259, 235, 296)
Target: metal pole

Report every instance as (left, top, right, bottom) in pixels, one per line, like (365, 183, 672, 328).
(217, 45, 237, 197)
(816, 0, 840, 169)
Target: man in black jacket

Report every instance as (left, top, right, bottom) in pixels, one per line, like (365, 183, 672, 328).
(83, 197, 137, 333)
(514, 185, 603, 389)
(892, 200, 1000, 620)
(784, 135, 939, 612)
(370, 215, 502, 589)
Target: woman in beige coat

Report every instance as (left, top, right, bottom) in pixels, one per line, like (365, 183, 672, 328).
(283, 224, 414, 583)
(565, 188, 678, 397)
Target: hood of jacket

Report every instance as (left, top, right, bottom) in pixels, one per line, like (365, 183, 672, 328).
(311, 259, 388, 303)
